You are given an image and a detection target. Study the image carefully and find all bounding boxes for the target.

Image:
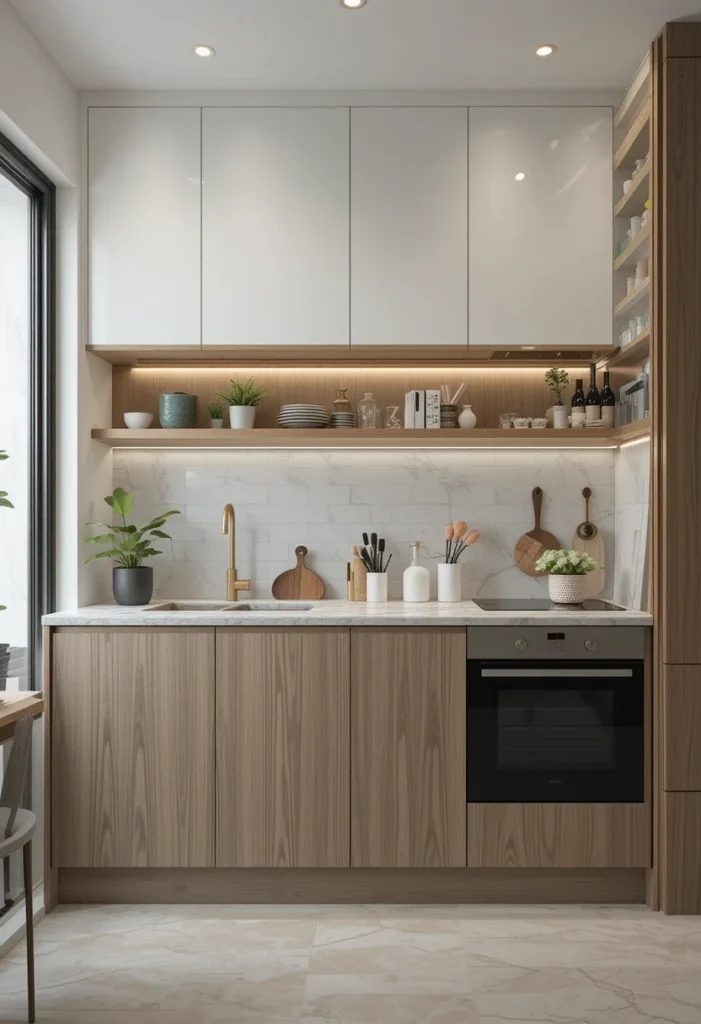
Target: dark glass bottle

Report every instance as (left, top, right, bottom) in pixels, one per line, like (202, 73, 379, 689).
(571, 378, 586, 427)
(585, 363, 601, 422)
(601, 371, 616, 427)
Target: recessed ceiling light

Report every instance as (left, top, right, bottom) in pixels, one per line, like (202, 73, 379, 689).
(193, 44, 216, 57)
(340, 0, 367, 8)
(535, 44, 556, 57)
(514, 172, 526, 181)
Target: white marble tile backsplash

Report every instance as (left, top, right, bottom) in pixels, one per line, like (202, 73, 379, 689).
(113, 449, 617, 602)
(613, 439, 651, 610)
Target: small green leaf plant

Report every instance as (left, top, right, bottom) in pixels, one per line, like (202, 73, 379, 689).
(85, 488, 180, 569)
(217, 377, 269, 407)
(545, 367, 570, 405)
(535, 549, 600, 576)
(207, 400, 224, 420)
(0, 450, 12, 611)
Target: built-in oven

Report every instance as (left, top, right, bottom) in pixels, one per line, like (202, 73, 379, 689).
(467, 626, 645, 803)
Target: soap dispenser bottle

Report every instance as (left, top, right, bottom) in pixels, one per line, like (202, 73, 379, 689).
(403, 541, 430, 603)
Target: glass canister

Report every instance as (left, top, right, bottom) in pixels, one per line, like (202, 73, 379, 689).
(358, 392, 380, 429)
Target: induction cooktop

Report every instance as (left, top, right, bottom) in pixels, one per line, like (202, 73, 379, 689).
(472, 598, 628, 611)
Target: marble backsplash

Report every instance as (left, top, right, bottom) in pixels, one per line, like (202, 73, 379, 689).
(613, 439, 650, 610)
(112, 449, 617, 602)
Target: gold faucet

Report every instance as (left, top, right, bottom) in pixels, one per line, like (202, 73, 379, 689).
(222, 503, 251, 601)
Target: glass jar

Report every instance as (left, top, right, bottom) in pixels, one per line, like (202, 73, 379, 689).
(385, 405, 401, 429)
(358, 392, 380, 429)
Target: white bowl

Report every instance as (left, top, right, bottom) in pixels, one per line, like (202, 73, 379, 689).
(124, 412, 153, 429)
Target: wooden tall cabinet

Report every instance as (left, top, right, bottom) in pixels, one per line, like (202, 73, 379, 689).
(51, 629, 215, 868)
(215, 628, 350, 867)
(350, 628, 466, 867)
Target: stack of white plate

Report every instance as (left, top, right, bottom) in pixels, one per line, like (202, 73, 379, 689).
(330, 412, 355, 428)
(277, 404, 330, 429)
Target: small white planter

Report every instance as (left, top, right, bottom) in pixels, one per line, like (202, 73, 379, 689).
(209, 419, 224, 430)
(366, 573, 388, 603)
(437, 563, 462, 603)
(229, 406, 256, 430)
(548, 574, 587, 604)
(553, 404, 568, 430)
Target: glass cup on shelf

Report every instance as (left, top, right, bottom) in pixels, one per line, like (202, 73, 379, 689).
(357, 392, 380, 429)
(499, 413, 516, 429)
(384, 405, 401, 429)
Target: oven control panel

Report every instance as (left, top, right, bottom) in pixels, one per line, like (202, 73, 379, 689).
(468, 626, 645, 660)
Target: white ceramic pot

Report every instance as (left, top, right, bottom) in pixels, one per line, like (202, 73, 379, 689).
(437, 563, 462, 603)
(548, 574, 587, 604)
(366, 573, 388, 603)
(553, 404, 568, 430)
(458, 404, 477, 429)
(209, 419, 224, 430)
(229, 406, 256, 430)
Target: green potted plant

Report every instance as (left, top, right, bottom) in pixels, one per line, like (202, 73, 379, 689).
(545, 367, 570, 429)
(0, 450, 12, 684)
(217, 377, 269, 430)
(85, 488, 180, 606)
(207, 400, 224, 430)
(534, 548, 600, 605)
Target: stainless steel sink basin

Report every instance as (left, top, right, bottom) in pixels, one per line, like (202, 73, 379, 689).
(146, 601, 234, 611)
(147, 601, 315, 612)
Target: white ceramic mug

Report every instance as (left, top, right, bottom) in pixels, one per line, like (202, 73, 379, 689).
(622, 178, 633, 194)
(630, 215, 643, 237)
(366, 573, 388, 603)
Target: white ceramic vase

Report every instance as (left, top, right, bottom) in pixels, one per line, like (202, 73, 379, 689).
(553, 404, 568, 429)
(366, 573, 388, 603)
(209, 419, 224, 430)
(458, 405, 477, 429)
(229, 406, 256, 429)
(437, 563, 462, 603)
(548, 574, 587, 604)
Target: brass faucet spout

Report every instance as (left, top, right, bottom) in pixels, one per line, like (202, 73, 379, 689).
(222, 503, 251, 600)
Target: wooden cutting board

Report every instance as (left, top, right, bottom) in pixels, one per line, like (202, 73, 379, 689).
(514, 487, 562, 577)
(272, 546, 326, 601)
(572, 487, 606, 597)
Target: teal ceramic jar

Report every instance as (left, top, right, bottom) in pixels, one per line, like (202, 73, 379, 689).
(159, 392, 197, 428)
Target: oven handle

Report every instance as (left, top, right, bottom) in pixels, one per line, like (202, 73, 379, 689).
(480, 668, 634, 678)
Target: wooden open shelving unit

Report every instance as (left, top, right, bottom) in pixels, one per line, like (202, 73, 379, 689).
(602, 330, 650, 370)
(614, 222, 651, 271)
(615, 278, 651, 318)
(614, 156, 651, 218)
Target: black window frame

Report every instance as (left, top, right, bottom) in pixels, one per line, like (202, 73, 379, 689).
(0, 131, 55, 689)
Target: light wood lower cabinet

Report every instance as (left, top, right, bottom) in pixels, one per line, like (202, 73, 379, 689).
(467, 803, 650, 869)
(661, 791, 701, 914)
(350, 628, 467, 867)
(663, 666, 701, 790)
(216, 628, 350, 867)
(52, 629, 215, 868)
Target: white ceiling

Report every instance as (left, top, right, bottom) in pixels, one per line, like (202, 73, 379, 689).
(10, 0, 701, 92)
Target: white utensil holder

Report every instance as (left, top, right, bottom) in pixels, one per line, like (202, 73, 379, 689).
(366, 573, 388, 603)
(437, 563, 462, 603)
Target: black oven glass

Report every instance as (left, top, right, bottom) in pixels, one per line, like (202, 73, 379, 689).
(467, 660, 644, 803)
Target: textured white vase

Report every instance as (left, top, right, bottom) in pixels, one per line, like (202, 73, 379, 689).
(437, 563, 462, 602)
(553, 404, 568, 429)
(366, 573, 388, 603)
(229, 406, 256, 429)
(458, 405, 477, 429)
(548, 574, 587, 604)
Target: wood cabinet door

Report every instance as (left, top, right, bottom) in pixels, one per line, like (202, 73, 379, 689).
(88, 107, 201, 348)
(202, 107, 349, 347)
(216, 628, 350, 867)
(350, 628, 466, 867)
(350, 107, 468, 348)
(52, 630, 215, 868)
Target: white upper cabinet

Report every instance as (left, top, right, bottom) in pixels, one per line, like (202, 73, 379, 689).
(202, 107, 349, 347)
(350, 108, 468, 348)
(469, 107, 612, 348)
(89, 107, 201, 348)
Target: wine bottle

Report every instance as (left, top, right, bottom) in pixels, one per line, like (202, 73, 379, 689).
(571, 378, 586, 428)
(585, 363, 601, 422)
(601, 371, 617, 427)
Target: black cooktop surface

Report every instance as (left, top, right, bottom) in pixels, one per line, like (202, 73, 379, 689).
(473, 598, 628, 611)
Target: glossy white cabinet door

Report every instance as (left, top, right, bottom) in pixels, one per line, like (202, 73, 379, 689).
(469, 107, 612, 348)
(351, 107, 468, 348)
(89, 108, 201, 347)
(203, 108, 349, 347)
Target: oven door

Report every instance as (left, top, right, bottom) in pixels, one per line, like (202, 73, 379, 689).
(467, 659, 644, 802)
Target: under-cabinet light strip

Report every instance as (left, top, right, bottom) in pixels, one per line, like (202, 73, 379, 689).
(114, 445, 619, 452)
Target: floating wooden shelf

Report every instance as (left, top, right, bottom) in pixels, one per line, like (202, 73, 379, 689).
(615, 279, 651, 318)
(604, 331, 651, 370)
(91, 423, 650, 451)
(614, 104, 651, 170)
(614, 223, 651, 271)
(614, 53, 651, 130)
(614, 158, 651, 219)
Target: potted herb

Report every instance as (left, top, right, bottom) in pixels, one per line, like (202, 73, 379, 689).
(545, 368, 570, 429)
(217, 377, 269, 430)
(0, 450, 12, 685)
(534, 548, 600, 604)
(207, 400, 224, 429)
(86, 488, 180, 606)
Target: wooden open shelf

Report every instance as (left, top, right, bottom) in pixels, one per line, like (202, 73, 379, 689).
(614, 104, 651, 170)
(614, 157, 651, 219)
(604, 331, 651, 370)
(615, 279, 651, 318)
(92, 422, 650, 451)
(614, 223, 651, 271)
(614, 53, 651, 129)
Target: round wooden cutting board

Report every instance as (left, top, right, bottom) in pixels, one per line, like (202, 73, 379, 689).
(272, 546, 326, 601)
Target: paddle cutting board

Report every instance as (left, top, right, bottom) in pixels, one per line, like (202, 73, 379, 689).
(514, 487, 562, 577)
(272, 546, 326, 601)
(572, 488, 606, 597)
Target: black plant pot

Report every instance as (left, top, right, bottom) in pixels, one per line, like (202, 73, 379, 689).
(113, 567, 154, 606)
(0, 643, 10, 688)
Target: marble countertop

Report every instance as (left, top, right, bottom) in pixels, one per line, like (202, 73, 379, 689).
(43, 599, 653, 628)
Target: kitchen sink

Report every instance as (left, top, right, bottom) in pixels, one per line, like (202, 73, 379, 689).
(147, 601, 234, 611)
(147, 601, 315, 612)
